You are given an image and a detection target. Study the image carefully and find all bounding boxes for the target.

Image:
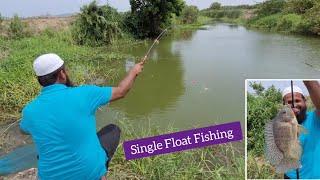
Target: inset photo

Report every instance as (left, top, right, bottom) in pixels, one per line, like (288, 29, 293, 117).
(246, 79, 320, 179)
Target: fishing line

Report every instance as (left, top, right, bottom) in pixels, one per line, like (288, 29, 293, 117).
(291, 80, 299, 179)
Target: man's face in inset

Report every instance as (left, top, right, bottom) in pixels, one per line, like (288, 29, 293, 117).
(283, 92, 307, 123)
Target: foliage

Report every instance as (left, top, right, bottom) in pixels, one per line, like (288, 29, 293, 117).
(303, 1, 320, 35)
(72, 1, 122, 46)
(275, 13, 303, 33)
(247, 82, 282, 156)
(285, 0, 315, 14)
(180, 5, 199, 24)
(210, 2, 221, 10)
(255, 0, 286, 17)
(125, 0, 185, 38)
(0, 13, 3, 30)
(201, 9, 241, 19)
(0, 29, 131, 122)
(247, 152, 281, 179)
(108, 120, 245, 179)
(248, 14, 282, 30)
(9, 15, 29, 39)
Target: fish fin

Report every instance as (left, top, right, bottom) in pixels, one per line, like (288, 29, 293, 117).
(275, 158, 300, 173)
(264, 120, 283, 166)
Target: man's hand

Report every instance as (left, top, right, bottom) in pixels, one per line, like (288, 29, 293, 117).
(131, 61, 144, 76)
(304, 81, 320, 113)
(110, 61, 144, 102)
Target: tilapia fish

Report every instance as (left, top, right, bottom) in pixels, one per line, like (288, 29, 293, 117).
(264, 105, 306, 173)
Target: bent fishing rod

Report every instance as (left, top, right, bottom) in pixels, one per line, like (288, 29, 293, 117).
(140, 28, 168, 64)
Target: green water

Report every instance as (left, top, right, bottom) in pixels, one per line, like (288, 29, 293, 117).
(96, 23, 320, 131)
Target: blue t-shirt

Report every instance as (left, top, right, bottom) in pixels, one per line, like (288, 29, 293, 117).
(286, 111, 320, 179)
(20, 84, 112, 180)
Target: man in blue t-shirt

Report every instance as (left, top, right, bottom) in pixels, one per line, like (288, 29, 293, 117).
(282, 81, 320, 179)
(19, 53, 144, 180)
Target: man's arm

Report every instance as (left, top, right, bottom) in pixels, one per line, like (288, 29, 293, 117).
(304, 81, 320, 112)
(110, 62, 144, 102)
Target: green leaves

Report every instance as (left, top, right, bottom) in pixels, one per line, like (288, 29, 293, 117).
(247, 82, 282, 156)
(72, 1, 122, 46)
(125, 0, 185, 38)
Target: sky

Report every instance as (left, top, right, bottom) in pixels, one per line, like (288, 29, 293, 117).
(0, 0, 265, 18)
(246, 80, 319, 97)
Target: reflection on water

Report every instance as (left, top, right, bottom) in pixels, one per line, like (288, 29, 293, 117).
(97, 23, 320, 131)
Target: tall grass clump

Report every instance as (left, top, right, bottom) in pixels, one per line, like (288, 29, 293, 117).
(107, 120, 245, 180)
(8, 15, 30, 39)
(72, 1, 122, 46)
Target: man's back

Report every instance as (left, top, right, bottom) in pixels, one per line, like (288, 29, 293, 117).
(20, 84, 112, 180)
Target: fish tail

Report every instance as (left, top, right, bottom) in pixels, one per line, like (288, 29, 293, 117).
(264, 120, 283, 166)
(276, 159, 300, 173)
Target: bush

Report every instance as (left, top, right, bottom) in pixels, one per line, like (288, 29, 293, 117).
(247, 82, 282, 156)
(9, 15, 28, 39)
(256, 0, 286, 17)
(249, 14, 281, 30)
(226, 10, 241, 19)
(303, 2, 320, 35)
(201, 9, 241, 19)
(72, 1, 122, 46)
(276, 13, 303, 33)
(285, 0, 315, 14)
(210, 2, 221, 10)
(0, 13, 3, 30)
(180, 5, 199, 24)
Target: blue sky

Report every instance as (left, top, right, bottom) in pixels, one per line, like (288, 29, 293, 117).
(0, 0, 264, 18)
(246, 80, 320, 96)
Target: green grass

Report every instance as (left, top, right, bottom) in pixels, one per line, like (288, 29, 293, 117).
(107, 121, 245, 180)
(0, 30, 135, 123)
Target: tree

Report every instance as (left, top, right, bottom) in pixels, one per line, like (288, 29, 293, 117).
(180, 5, 199, 24)
(285, 0, 315, 14)
(256, 0, 286, 17)
(210, 2, 221, 10)
(126, 0, 185, 38)
(303, 1, 320, 35)
(72, 1, 122, 46)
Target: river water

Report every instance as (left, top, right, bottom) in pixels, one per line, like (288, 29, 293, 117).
(96, 23, 320, 131)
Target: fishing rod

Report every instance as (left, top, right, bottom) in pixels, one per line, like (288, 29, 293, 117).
(291, 80, 300, 179)
(141, 28, 168, 64)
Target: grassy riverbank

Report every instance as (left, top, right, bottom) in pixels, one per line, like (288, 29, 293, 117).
(108, 121, 244, 180)
(0, 30, 138, 123)
(201, 1, 320, 37)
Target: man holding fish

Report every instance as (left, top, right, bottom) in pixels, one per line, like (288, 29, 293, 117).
(265, 81, 320, 179)
(19, 53, 144, 180)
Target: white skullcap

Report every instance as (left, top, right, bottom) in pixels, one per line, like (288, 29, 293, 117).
(282, 85, 304, 98)
(33, 53, 64, 76)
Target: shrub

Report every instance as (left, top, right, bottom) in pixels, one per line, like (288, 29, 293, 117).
(249, 14, 281, 30)
(256, 0, 286, 17)
(285, 0, 315, 14)
(9, 15, 28, 39)
(303, 2, 320, 35)
(180, 5, 199, 24)
(72, 1, 122, 46)
(276, 13, 302, 33)
(247, 82, 282, 156)
(210, 2, 221, 10)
